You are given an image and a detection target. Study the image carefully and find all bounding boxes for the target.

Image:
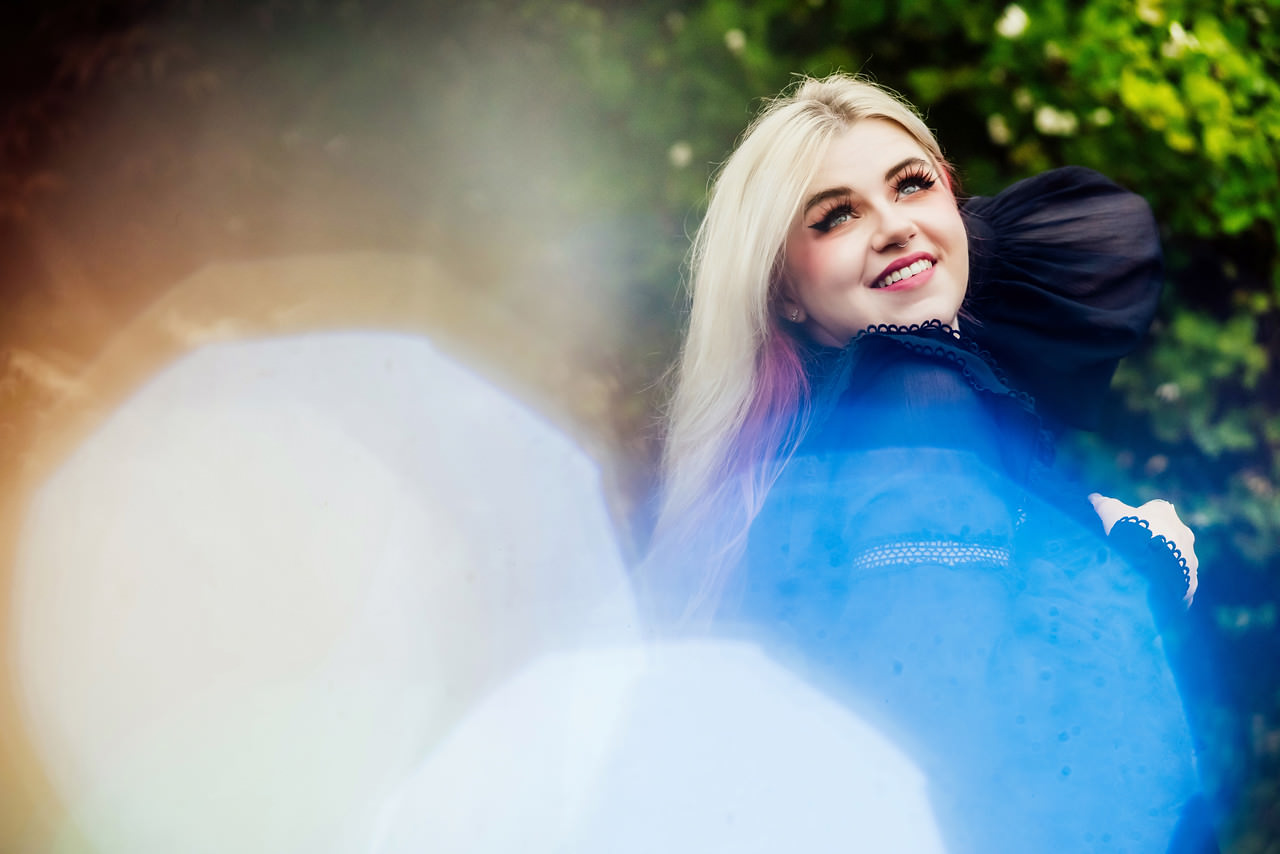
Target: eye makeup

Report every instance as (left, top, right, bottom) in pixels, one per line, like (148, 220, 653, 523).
(806, 162, 940, 234)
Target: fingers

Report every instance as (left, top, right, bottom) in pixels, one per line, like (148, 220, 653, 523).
(1087, 492, 1129, 535)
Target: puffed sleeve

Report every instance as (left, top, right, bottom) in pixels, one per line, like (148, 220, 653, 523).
(961, 167, 1163, 430)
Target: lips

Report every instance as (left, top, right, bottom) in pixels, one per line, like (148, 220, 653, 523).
(871, 253, 936, 289)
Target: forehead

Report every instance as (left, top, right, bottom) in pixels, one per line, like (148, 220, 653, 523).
(807, 119, 930, 188)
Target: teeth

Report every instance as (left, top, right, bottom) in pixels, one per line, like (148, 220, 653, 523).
(874, 259, 933, 288)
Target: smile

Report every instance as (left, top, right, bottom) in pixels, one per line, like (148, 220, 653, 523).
(872, 258, 935, 289)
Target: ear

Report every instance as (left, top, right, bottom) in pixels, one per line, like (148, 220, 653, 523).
(777, 290, 806, 324)
(773, 263, 805, 323)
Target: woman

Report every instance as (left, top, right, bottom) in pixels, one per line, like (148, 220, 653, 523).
(644, 74, 1211, 853)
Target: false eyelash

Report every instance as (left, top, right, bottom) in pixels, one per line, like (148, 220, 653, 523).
(893, 165, 938, 195)
(809, 197, 857, 233)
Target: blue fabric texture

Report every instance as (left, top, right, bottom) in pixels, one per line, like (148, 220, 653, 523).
(717, 170, 1205, 853)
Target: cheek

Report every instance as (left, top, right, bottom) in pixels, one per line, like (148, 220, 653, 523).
(949, 217, 970, 288)
(781, 245, 822, 297)
(932, 204, 969, 278)
(788, 240, 864, 295)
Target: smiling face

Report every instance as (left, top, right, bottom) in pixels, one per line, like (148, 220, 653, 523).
(779, 119, 969, 347)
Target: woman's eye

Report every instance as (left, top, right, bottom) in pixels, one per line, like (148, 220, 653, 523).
(895, 172, 937, 198)
(810, 205, 857, 233)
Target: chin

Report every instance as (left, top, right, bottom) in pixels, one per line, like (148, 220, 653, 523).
(891, 297, 963, 330)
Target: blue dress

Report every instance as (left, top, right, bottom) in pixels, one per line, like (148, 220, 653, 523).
(715, 169, 1209, 853)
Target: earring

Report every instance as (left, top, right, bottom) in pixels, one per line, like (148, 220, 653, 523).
(789, 309, 800, 322)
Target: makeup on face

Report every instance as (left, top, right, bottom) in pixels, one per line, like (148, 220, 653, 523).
(781, 120, 969, 347)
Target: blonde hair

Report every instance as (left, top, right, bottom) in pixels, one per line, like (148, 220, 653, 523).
(645, 73, 951, 621)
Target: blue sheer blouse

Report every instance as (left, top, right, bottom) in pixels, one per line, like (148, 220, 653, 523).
(717, 169, 1206, 853)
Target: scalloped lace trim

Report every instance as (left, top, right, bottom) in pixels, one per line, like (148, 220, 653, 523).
(847, 319, 1038, 413)
(1113, 515, 1193, 596)
(833, 319, 1054, 464)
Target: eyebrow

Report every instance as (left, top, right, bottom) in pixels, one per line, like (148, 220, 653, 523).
(801, 156, 931, 215)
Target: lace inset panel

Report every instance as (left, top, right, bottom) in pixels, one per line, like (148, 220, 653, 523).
(850, 540, 1013, 573)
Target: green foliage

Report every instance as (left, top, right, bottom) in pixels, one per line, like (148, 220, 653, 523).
(521, 0, 1280, 845)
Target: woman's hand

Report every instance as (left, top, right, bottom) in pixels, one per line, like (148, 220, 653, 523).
(1089, 493, 1199, 605)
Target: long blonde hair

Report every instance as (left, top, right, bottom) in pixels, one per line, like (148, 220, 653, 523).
(645, 73, 951, 621)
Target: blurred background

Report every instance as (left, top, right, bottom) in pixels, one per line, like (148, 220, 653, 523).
(0, 0, 1276, 850)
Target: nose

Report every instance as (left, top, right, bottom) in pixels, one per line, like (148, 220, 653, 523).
(872, 205, 917, 252)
